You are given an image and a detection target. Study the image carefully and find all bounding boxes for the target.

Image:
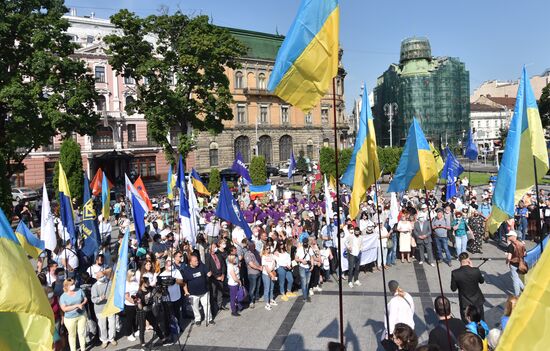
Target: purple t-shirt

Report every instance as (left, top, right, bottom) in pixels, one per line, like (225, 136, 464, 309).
(243, 210, 255, 223)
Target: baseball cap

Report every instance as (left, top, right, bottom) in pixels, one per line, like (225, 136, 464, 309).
(506, 231, 518, 237)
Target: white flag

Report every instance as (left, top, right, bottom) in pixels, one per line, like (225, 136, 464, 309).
(324, 175, 334, 223)
(125, 174, 148, 212)
(40, 183, 57, 251)
(388, 192, 400, 229)
(186, 176, 200, 247)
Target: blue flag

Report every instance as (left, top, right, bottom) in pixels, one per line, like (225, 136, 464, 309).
(215, 180, 253, 239)
(176, 154, 185, 189)
(442, 147, 465, 201)
(464, 129, 479, 160)
(288, 151, 296, 179)
(231, 152, 252, 183)
(131, 192, 147, 245)
(81, 174, 100, 258)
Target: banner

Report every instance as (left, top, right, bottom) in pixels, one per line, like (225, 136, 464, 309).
(340, 233, 380, 271)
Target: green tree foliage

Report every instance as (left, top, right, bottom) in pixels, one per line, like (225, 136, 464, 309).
(377, 147, 403, 174)
(208, 168, 221, 195)
(319, 147, 353, 178)
(250, 156, 267, 185)
(53, 138, 84, 204)
(105, 10, 247, 160)
(296, 151, 308, 173)
(0, 1, 99, 214)
(538, 83, 550, 128)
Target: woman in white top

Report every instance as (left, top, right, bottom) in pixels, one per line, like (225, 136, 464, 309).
(296, 238, 315, 302)
(358, 212, 371, 233)
(261, 246, 277, 310)
(227, 254, 242, 316)
(124, 270, 139, 341)
(136, 260, 157, 287)
(397, 212, 414, 263)
(274, 242, 296, 301)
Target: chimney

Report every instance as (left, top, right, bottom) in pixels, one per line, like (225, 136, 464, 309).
(70, 8, 77, 16)
(90, 12, 95, 18)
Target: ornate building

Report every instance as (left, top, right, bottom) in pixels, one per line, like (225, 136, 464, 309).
(15, 11, 348, 189)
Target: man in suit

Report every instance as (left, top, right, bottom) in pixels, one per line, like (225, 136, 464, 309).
(205, 242, 227, 314)
(413, 204, 435, 266)
(451, 252, 485, 322)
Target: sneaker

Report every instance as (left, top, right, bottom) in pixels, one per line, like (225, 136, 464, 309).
(250, 302, 255, 309)
(270, 300, 278, 306)
(419, 261, 424, 265)
(101, 342, 108, 349)
(316, 286, 323, 292)
(231, 312, 241, 317)
(286, 292, 297, 297)
(110, 340, 118, 346)
(348, 282, 354, 288)
(281, 295, 289, 301)
(429, 263, 436, 267)
(127, 335, 136, 342)
(354, 280, 362, 286)
(208, 320, 216, 325)
(258, 297, 264, 302)
(134, 331, 140, 337)
(195, 321, 201, 326)
(309, 288, 314, 296)
(162, 337, 174, 346)
(265, 304, 272, 311)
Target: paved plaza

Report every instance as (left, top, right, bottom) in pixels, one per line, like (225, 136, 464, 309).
(107, 239, 515, 351)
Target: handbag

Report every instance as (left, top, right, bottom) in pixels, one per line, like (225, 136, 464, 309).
(236, 285, 248, 303)
(386, 237, 393, 250)
(410, 236, 417, 248)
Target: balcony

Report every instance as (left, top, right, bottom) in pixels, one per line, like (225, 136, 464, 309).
(42, 144, 60, 152)
(92, 141, 115, 150)
(127, 140, 159, 148)
(243, 87, 272, 96)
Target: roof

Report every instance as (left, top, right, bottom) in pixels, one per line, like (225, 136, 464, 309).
(225, 27, 284, 61)
(470, 103, 506, 112)
(485, 96, 516, 110)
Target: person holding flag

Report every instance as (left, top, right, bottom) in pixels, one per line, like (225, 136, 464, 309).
(59, 162, 76, 245)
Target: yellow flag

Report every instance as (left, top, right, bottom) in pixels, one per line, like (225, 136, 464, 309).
(429, 142, 444, 173)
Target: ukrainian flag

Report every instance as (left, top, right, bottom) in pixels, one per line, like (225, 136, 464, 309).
(0, 209, 54, 350)
(388, 118, 438, 192)
(341, 84, 380, 219)
(429, 142, 444, 174)
(191, 168, 211, 196)
(15, 220, 45, 259)
(102, 227, 130, 317)
(487, 67, 549, 233)
(267, 0, 339, 112)
(167, 166, 176, 200)
(58, 162, 76, 244)
(101, 170, 110, 219)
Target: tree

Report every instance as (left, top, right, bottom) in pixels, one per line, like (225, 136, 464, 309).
(105, 10, 247, 162)
(319, 147, 352, 178)
(208, 168, 221, 195)
(296, 151, 308, 173)
(377, 147, 403, 174)
(538, 83, 550, 128)
(53, 138, 84, 204)
(0, 1, 99, 214)
(250, 156, 267, 185)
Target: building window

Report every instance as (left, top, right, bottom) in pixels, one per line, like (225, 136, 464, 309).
(96, 96, 107, 112)
(130, 157, 157, 178)
(279, 135, 293, 162)
(124, 75, 135, 85)
(258, 135, 272, 164)
(259, 105, 268, 124)
(125, 96, 135, 114)
(127, 124, 136, 142)
(237, 105, 246, 124)
(93, 126, 113, 148)
(321, 108, 329, 121)
(95, 66, 106, 83)
(87, 35, 94, 44)
(281, 106, 289, 124)
(307, 139, 314, 159)
(235, 71, 243, 89)
(209, 142, 219, 167)
(234, 136, 250, 163)
(258, 73, 266, 90)
(305, 112, 313, 125)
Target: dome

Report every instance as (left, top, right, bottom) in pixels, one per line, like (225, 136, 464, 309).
(400, 37, 431, 63)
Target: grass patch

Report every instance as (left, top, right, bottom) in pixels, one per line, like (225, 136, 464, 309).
(465, 172, 491, 186)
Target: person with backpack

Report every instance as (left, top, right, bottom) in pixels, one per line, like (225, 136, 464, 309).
(505, 231, 526, 296)
(464, 305, 489, 351)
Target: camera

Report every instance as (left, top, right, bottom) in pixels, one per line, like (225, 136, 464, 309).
(158, 276, 176, 287)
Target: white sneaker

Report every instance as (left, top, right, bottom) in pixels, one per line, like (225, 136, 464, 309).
(265, 304, 272, 311)
(348, 282, 354, 288)
(354, 280, 362, 286)
(429, 263, 436, 267)
(316, 286, 323, 292)
(419, 261, 424, 265)
(309, 288, 314, 296)
(127, 335, 136, 342)
(270, 300, 278, 306)
(134, 331, 140, 337)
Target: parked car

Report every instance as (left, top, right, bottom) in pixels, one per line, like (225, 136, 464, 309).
(266, 165, 279, 177)
(12, 187, 39, 202)
(220, 168, 240, 181)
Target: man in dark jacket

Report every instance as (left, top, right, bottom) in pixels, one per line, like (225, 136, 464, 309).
(428, 295, 465, 351)
(450, 252, 485, 322)
(413, 205, 435, 266)
(205, 242, 227, 314)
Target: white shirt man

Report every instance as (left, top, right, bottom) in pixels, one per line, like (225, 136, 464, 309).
(385, 280, 415, 337)
(60, 244, 79, 271)
(159, 258, 184, 302)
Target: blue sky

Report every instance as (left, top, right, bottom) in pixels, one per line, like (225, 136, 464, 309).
(67, 0, 550, 111)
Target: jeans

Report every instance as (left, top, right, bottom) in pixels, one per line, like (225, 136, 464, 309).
(190, 292, 212, 322)
(248, 274, 261, 303)
(510, 265, 525, 296)
(97, 314, 116, 342)
(228, 285, 241, 313)
(455, 235, 468, 256)
(262, 274, 274, 303)
(435, 237, 452, 264)
(518, 217, 527, 240)
(136, 310, 164, 344)
(299, 266, 312, 298)
(387, 234, 397, 265)
(277, 267, 294, 295)
(347, 254, 360, 283)
(64, 315, 86, 351)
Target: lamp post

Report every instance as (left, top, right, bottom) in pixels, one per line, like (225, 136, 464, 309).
(383, 102, 398, 147)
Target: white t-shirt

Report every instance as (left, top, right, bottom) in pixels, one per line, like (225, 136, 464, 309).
(60, 249, 79, 270)
(125, 280, 139, 306)
(87, 264, 106, 279)
(159, 269, 183, 302)
(227, 263, 240, 286)
(296, 246, 314, 269)
(136, 270, 158, 287)
(275, 252, 291, 269)
(261, 254, 276, 275)
(232, 227, 246, 246)
(320, 248, 331, 270)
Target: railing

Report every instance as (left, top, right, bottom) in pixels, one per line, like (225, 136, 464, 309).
(127, 140, 159, 148)
(42, 144, 60, 152)
(92, 141, 115, 150)
(243, 87, 271, 96)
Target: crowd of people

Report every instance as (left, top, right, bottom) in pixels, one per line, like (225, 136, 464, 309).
(26, 175, 546, 351)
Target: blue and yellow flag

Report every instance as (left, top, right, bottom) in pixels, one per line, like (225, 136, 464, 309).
(0, 209, 54, 350)
(167, 166, 176, 200)
(487, 67, 549, 233)
(267, 0, 339, 112)
(81, 174, 100, 258)
(388, 118, 438, 192)
(15, 220, 45, 259)
(102, 227, 130, 317)
(191, 168, 211, 196)
(58, 162, 76, 244)
(101, 170, 110, 219)
(342, 84, 380, 219)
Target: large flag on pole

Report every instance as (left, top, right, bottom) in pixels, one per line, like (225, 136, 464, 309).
(190, 168, 211, 196)
(125, 174, 148, 211)
(187, 175, 200, 247)
(40, 183, 56, 252)
(487, 67, 549, 233)
(15, 220, 45, 259)
(267, 0, 340, 112)
(90, 167, 113, 196)
(134, 176, 153, 210)
(388, 118, 438, 192)
(216, 180, 253, 239)
(0, 208, 54, 350)
(81, 174, 100, 258)
(101, 171, 110, 219)
(102, 227, 130, 317)
(429, 142, 444, 173)
(323, 175, 334, 223)
(464, 129, 479, 161)
(58, 162, 76, 244)
(441, 147, 465, 201)
(288, 151, 297, 179)
(231, 152, 252, 183)
(342, 83, 380, 219)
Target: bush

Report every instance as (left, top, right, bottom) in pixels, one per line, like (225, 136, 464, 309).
(319, 147, 353, 178)
(250, 156, 267, 185)
(296, 151, 308, 173)
(53, 138, 84, 204)
(208, 168, 221, 194)
(377, 147, 403, 174)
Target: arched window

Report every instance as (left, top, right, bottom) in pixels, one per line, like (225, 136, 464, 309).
(279, 135, 293, 162)
(96, 95, 106, 112)
(307, 139, 314, 159)
(258, 135, 272, 164)
(235, 71, 243, 89)
(125, 96, 135, 114)
(209, 142, 219, 167)
(234, 136, 250, 163)
(258, 73, 266, 90)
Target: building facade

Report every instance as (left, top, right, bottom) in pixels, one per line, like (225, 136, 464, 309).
(15, 12, 348, 189)
(372, 37, 470, 146)
(471, 69, 550, 102)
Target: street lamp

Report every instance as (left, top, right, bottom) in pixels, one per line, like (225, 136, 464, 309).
(383, 102, 398, 147)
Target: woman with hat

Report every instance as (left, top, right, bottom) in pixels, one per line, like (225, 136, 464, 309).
(469, 210, 485, 254)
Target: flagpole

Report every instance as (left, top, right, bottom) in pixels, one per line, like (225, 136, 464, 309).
(533, 156, 544, 252)
(332, 77, 345, 348)
(424, 187, 453, 351)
